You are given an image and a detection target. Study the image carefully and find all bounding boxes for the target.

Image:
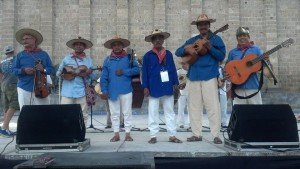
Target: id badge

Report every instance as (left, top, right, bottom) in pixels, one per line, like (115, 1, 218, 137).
(160, 71, 169, 82)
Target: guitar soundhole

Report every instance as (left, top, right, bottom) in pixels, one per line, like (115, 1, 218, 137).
(246, 61, 253, 67)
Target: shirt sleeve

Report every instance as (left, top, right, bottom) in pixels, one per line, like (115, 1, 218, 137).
(123, 58, 140, 77)
(208, 36, 226, 62)
(13, 53, 24, 75)
(44, 52, 54, 75)
(141, 54, 149, 89)
(100, 58, 109, 94)
(175, 37, 196, 57)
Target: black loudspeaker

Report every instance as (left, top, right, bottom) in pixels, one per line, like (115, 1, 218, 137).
(227, 104, 299, 142)
(16, 104, 85, 144)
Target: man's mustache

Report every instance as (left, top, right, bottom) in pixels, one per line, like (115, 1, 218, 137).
(239, 38, 248, 43)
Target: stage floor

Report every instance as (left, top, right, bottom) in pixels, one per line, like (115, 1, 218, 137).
(1, 114, 300, 160)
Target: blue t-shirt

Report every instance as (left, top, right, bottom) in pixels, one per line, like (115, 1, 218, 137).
(0, 56, 18, 90)
(227, 45, 263, 89)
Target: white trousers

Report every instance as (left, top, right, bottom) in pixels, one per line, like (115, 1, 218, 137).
(61, 96, 88, 125)
(108, 92, 132, 133)
(17, 87, 50, 110)
(233, 89, 262, 105)
(219, 94, 228, 125)
(177, 94, 190, 126)
(187, 78, 221, 138)
(148, 95, 176, 138)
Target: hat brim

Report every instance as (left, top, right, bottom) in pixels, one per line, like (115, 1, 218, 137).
(66, 38, 93, 50)
(104, 38, 130, 49)
(15, 28, 43, 45)
(145, 32, 170, 42)
(191, 19, 216, 25)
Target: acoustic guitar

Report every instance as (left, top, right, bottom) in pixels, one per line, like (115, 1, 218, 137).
(225, 38, 294, 85)
(61, 65, 102, 80)
(182, 24, 229, 65)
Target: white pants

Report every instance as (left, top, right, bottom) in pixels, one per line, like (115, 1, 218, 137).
(148, 95, 176, 138)
(108, 92, 132, 133)
(219, 93, 228, 125)
(187, 78, 221, 138)
(177, 94, 190, 126)
(233, 89, 262, 105)
(61, 96, 88, 125)
(17, 87, 50, 110)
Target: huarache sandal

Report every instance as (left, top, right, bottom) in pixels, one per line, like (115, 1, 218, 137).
(169, 136, 183, 143)
(213, 137, 223, 144)
(187, 136, 202, 142)
(148, 137, 157, 144)
(110, 135, 120, 142)
(125, 134, 133, 141)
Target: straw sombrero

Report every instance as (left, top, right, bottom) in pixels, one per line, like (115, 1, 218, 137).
(15, 28, 43, 45)
(145, 29, 170, 42)
(191, 14, 216, 25)
(66, 36, 93, 50)
(104, 36, 130, 49)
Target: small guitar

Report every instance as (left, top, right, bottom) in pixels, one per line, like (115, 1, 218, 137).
(61, 65, 102, 80)
(225, 38, 294, 85)
(182, 24, 229, 65)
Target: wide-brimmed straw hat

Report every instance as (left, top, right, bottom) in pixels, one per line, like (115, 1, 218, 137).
(145, 29, 170, 42)
(104, 36, 130, 49)
(66, 36, 93, 50)
(191, 14, 216, 25)
(15, 28, 43, 45)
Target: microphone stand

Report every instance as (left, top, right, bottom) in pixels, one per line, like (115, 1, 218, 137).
(86, 80, 104, 133)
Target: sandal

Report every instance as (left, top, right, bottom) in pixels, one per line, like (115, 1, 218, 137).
(169, 136, 182, 143)
(148, 137, 157, 144)
(187, 136, 202, 142)
(110, 135, 120, 142)
(125, 135, 133, 141)
(213, 137, 223, 144)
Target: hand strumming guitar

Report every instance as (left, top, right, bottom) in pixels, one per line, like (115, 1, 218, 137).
(184, 44, 197, 56)
(100, 93, 108, 100)
(24, 67, 35, 75)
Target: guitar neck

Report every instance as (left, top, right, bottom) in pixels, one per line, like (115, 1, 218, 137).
(262, 44, 283, 58)
(253, 44, 283, 63)
(207, 30, 219, 40)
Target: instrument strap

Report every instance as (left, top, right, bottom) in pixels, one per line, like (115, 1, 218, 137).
(232, 47, 264, 100)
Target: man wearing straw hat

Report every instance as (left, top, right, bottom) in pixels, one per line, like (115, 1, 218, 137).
(56, 36, 96, 126)
(175, 14, 225, 144)
(142, 29, 182, 144)
(0, 45, 19, 137)
(13, 28, 54, 109)
(100, 36, 140, 142)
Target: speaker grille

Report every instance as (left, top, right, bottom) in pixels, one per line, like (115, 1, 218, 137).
(227, 104, 299, 142)
(17, 104, 85, 144)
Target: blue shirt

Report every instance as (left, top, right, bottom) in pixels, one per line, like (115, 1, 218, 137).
(100, 55, 140, 101)
(175, 33, 226, 81)
(142, 50, 179, 98)
(13, 50, 54, 92)
(0, 56, 18, 90)
(227, 45, 263, 89)
(56, 54, 96, 98)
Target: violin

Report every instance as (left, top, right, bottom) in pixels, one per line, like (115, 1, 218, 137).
(61, 65, 102, 80)
(34, 61, 50, 98)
